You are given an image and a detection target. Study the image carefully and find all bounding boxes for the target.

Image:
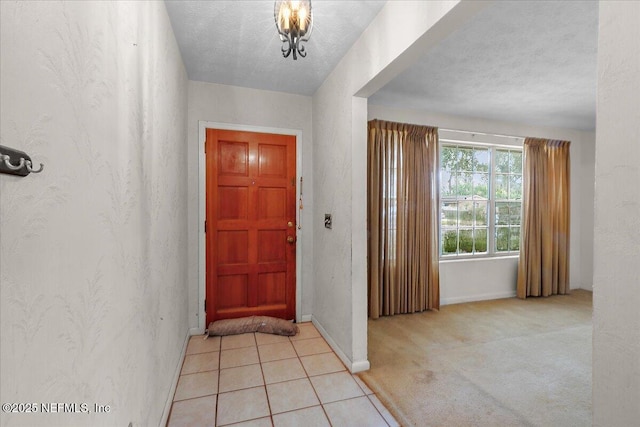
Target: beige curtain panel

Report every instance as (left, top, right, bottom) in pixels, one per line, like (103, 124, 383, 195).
(368, 119, 440, 319)
(517, 138, 571, 298)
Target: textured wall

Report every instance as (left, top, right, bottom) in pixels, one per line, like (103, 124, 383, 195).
(311, 1, 482, 370)
(593, 1, 640, 425)
(0, 1, 189, 426)
(578, 132, 596, 291)
(186, 81, 314, 328)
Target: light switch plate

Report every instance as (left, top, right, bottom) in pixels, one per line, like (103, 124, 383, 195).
(324, 214, 332, 229)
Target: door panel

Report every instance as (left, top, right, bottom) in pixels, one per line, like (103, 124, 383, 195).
(258, 144, 287, 177)
(258, 272, 286, 305)
(219, 141, 249, 175)
(217, 231, 249, 264)
(258, 230, 286, 262)
(217, 187, 248, 220)
(217, 275, 248, 309)
(258, 188, 287, 219)
(206, 128, 296, 324)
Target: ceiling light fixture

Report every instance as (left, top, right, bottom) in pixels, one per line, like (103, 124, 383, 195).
(274, 0, 313, 60)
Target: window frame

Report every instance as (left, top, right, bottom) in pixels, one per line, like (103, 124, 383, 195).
(439, 140, 523, 260)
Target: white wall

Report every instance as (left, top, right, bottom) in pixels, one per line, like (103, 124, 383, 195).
(593, 1, 640, 424)
(578, 132, 596, 291)
(0, 2, 189, 426)
(186, 81, 314, 327)
(368, 105, 596, 302)
(440, 257, 519, 304)
(312, 1, 490, 371)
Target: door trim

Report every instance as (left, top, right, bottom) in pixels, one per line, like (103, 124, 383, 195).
(198, 121, 303, 331)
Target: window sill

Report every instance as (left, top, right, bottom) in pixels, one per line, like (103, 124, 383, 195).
(439, 254, 519, 263)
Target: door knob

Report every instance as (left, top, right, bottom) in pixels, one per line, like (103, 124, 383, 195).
(287, 236, 295, 243)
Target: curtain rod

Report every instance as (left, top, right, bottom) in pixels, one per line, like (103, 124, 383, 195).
(439, 128, 525, 140)
(439, 138, 522, 149)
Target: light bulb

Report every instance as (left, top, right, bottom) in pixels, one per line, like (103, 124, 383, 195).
(299, 7, 307, 32)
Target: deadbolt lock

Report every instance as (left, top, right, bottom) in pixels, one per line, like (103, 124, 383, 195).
(287, 221, 294, 228)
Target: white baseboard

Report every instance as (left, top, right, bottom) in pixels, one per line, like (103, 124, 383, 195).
(351, 359, 371, 373)
(311, 316, 370, 374)
(300, 314, 312, 323)
(160, 327, 190, 426)
(190, 326, 205, 336)
(440, 290, 517, 306)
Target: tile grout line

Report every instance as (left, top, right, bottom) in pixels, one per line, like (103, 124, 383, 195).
(179, 329, 396, 426)
(218, 333, 269, 426)
(302, 352, 336, 426)
(255, 332, 275, 427)
(322, 393, 393, 426)
(365, 394, 393, 427)
(280, 329, 335, 425)
(215, 336, 221, 426)
(171, 335, 222, 425)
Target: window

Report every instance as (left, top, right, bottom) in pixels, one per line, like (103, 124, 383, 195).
(440, 143, 522, 257)
(493, 148, 522, 253)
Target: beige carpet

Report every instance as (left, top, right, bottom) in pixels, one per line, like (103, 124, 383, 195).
(358, 290, 592, 427)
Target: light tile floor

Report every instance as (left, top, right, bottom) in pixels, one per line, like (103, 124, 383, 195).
(168, 323, 399, 427)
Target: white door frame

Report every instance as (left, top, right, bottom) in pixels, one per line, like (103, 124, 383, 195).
(198, 120, 304, 331)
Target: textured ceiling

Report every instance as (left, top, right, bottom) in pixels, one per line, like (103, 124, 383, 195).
(369, 1, 598, 131)
(164, 0, 387, 95)
(165, 1, 598, 131)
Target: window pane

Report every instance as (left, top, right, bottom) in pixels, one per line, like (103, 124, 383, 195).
(511, 151, 523, 174)
(441, 201, 458, 226)
(508, 202, 521, 226)
(440, 170, 456, 197)
(458, 147, 473, 171)
(459, 229, 473, 253)
(496, 202, 509, 225)
(509, 174, 522, 200)
(495, 174, 508, 199)
(496, 227, 509, 251)
(441, 146, 457, 171)
(509, 227, 520, 251)
(439, 143, 522, 257)
(459, 201, 474, 226)
(474, 148, 489, 172)
(495, 150, 510, 173)
(474, 228, 488, 253)
(442, 229, 458, 254)
(473, 173, 489, 199)
(474, 201, 488, 226)
(457, 172, 473, 198)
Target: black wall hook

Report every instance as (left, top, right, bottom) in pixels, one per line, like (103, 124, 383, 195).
(0, 145, 44, 177)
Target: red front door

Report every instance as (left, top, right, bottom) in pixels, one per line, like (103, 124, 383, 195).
(205, 128, 297, 325)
